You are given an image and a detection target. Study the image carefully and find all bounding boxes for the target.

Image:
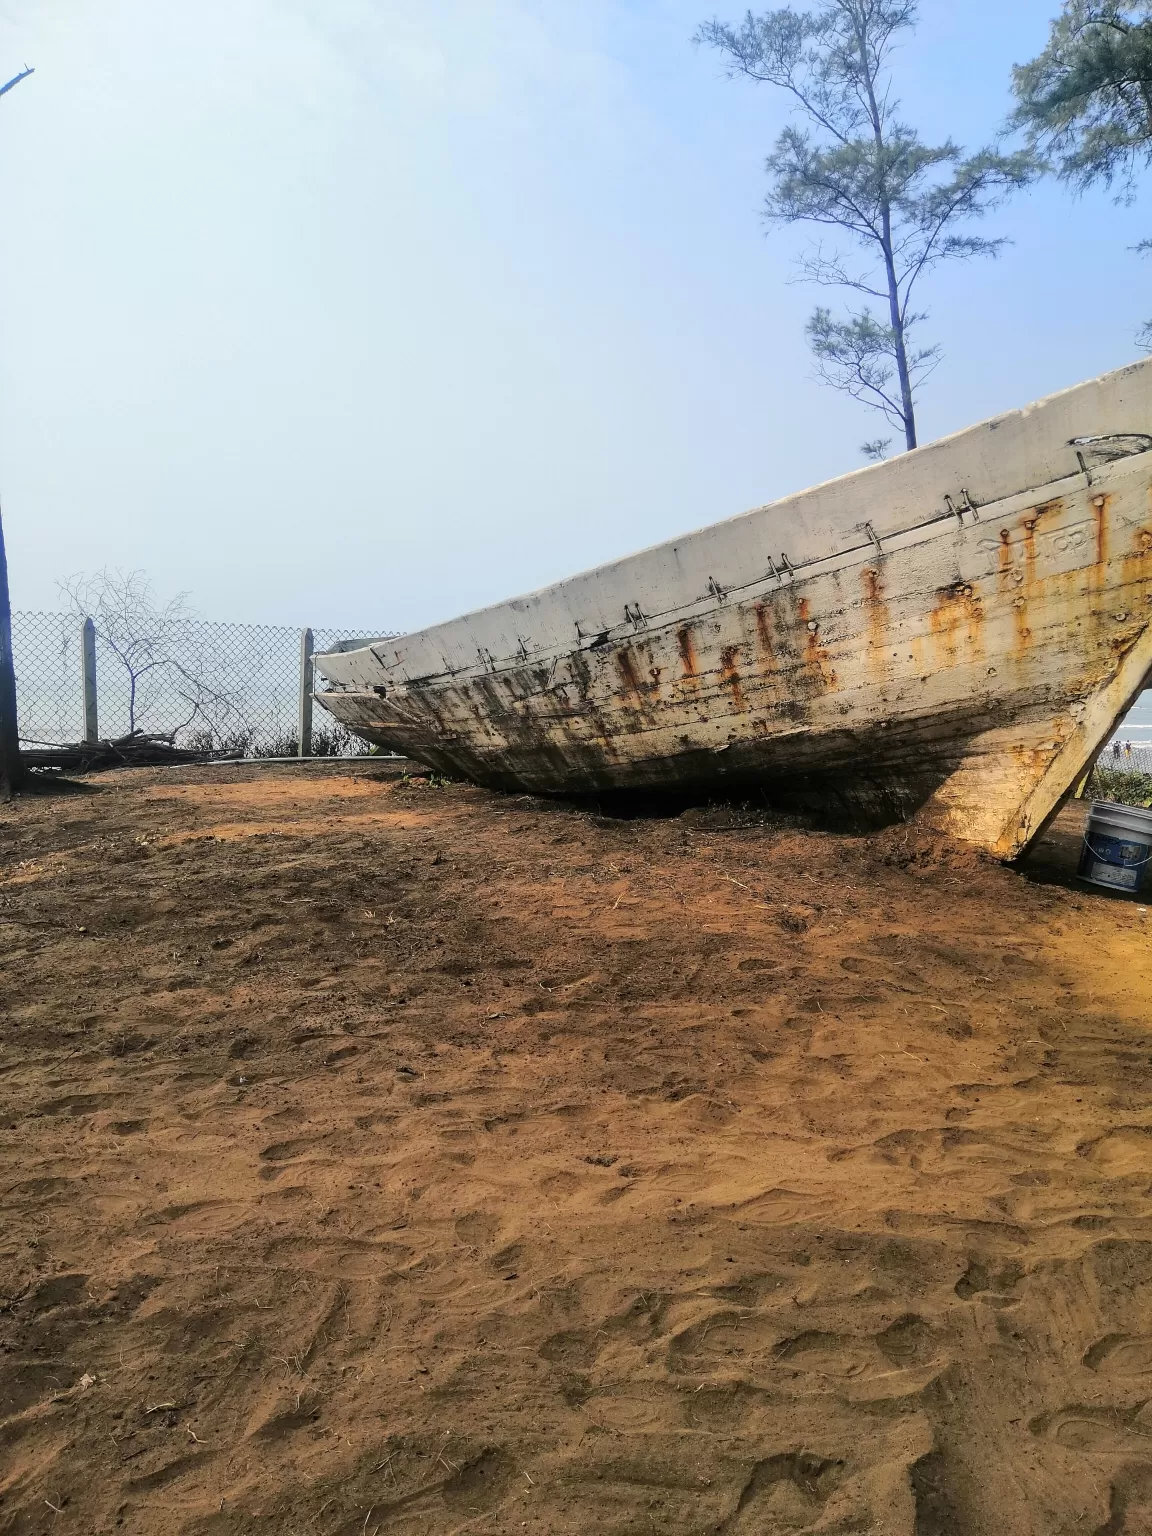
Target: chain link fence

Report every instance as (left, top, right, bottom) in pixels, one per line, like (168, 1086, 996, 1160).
(14, 610, 1150, 775)
(10, 611, 393, 757)
(1098, 742, 1152, 775)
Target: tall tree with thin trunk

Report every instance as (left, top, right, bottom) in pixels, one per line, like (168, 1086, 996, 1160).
(696, 3, 1033, 456)
(1011, 2, 1152, 348)
(0, 64, 34, 800)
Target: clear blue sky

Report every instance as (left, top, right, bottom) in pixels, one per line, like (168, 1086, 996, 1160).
(0, 0, 1148, 633)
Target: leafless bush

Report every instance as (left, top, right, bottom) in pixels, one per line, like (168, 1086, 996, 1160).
(60, 569, 246, 743)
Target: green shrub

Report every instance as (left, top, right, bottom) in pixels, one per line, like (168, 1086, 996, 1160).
(1087, 767, 1152, 809)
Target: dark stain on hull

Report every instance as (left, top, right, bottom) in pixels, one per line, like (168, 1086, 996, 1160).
(677, 626, 698, 680)
(754, 601, 775, 665)
(615, 648, 645, 701)
(718, 645, 748, 712)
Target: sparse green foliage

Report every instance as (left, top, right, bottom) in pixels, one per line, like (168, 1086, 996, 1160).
(1011, 2, 1152, 349)
(1012, 3, 1152, 191)
(184, 723, 369, 759)
(806, 306, 937, 441)
(697, 2, 1033, 451)
(1088, 765, 1152, 805)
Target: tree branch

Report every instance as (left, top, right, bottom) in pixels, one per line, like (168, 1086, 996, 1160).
(0, 66, 34, 100)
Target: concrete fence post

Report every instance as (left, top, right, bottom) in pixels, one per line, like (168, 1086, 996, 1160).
(81, 617, 98, 744)
(298, 628, 314, 758)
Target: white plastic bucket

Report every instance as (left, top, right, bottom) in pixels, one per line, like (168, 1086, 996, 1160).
(1079, 801, 1152, 895)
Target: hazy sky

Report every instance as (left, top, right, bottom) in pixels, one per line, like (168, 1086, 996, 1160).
(1, 0, 1148, 633)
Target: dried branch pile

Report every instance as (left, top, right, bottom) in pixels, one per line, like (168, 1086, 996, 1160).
(21, 733, 227, 775)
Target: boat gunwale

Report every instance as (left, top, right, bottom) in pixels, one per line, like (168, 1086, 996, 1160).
(316, 450, 1152, 699)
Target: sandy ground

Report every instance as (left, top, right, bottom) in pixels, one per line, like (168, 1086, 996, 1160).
(1, 765, 1151, 1536)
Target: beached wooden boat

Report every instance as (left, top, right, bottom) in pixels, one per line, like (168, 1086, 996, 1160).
(315, 360, 1152, 859)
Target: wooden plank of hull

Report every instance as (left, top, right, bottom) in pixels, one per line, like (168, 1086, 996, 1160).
(315, 363, 1152, 860)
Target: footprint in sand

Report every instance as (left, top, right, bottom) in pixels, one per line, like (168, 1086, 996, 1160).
(681, 1382, 755, 1431)
(717, 1452, 844, 1535)
(36, 1092, 122, 1118)
(261, 1234, 413, 1276)
(728, 1188, 825, 1225)
(143, 1199, 241, 1239)
(259, 1134, 325, 1163)
(773, 1329, 890, 1379)
(245, 1395, 322, 1441)
(28, 1272, 89, 1312)
(669, 1309, 775, 1366)
(705, 1272, 794, 1308)
(455, 1211, 499, 1247)
(538, 1328, 604, 1370)
(1078, 1127, 1152, 1176)
(491, 1241, 524, 1272)
(671, 1311, 939, 1383)
(1030, 1405, 1152, 1456)
(1, 1360, 84, 1417)
(260, 1105, 313, 1129)
(862, 1126, 1027, 1174)
(5, 1175, 76, 1200)
(125, 1448, 218, 1493)
(954, 1257, 1025, 1301)
(669, 1306, 947, 1407)
(1084, 1334, 1152, 1377)
(841, 952, 907, 978)
(539, 1170, 583, 1199)
(584, 1390, 669, 1431)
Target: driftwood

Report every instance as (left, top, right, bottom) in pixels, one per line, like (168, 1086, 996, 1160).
(21, 733, 228, 775)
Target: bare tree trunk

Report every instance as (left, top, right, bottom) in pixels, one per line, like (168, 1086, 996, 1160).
(0, 506, 23, 799)
(881, 217, 917, 450)
(857, 15, 917, 452)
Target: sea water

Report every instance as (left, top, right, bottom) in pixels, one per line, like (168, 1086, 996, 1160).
(1107, 689, 1152, 768)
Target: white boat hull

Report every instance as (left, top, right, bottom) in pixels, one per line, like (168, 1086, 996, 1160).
(316, 361, 1152, 859)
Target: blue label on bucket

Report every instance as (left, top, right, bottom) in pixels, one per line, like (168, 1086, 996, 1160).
(1090, 833, 1150, 868)
(1082, 830, 1151, 893)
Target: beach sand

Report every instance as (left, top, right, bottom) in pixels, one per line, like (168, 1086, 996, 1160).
(1, 765, 1150, 1534)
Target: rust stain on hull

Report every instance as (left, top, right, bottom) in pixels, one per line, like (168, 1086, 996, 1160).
(753, 602, 776, 670)
(677, 625, 699, 680)
(718, 645, 748, 712)
(862, 566, 891, 680)
(797, 598, 836, 692)
(930, 580, 986, 664)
